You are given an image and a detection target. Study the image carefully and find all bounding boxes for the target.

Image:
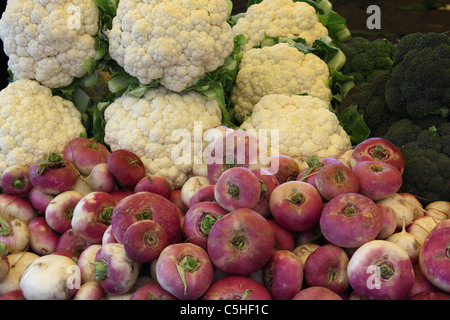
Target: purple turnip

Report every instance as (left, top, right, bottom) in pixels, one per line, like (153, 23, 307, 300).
(111, 191, 180, 244)
(169, 189, 188, 213)
(71, 191, 117, 244)
(419, 226, 450, 293)
(251, 168, 280, 218)
(82, 163, 116, 193)
(19, 254, 80, 300)
(320, 193, 382, 248)
(292, 286, 343, 300)
(123, 220, 169, 262)
(0, 290, 25, 300)
(28, 187, 54, 214)
(315, 162, 360, 201)
(207, 208, 275, 275)
(304, 244, 349, 294)
(182, 201, 228, 249)
(102, 225, 117, 245)
(78, 244, 102, 284)
(201, 275, 272, 300)
(45, 190, 84, 234)
(29, 152, 78, 194)
(376, 204, 398, 239)
(56, 228, 91, 258)
(73, 281, 105, 300)
(263, 250, 303, 300)
(188, 185, 215, 207)
(347, 240, 415, 300)
(107, 149, 146, 188)
(155, 242, 214, 300)
(130, 282, 178, 300)
(269, 181, 323, 232)
(297, 156, 342, 187)
(109, 188, 133, 203)
(28, 216, 60, 255)
(352, 160, 403, 201)
(134, 175, 172, 199)
(407, 263, 440, 299)
(0, 194, 37, 224)
(1, 164, 32, 195)
(94, 243, 141, 295)
(180, 176, 211, 208)
(267, 220, 295, 251)
(0, 218, 30, 253)
(0, 251, 39, 295)
(269, 154, 300, 184)
(410, 291, 450, 300)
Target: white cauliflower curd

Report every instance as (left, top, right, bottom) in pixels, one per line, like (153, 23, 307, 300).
(108, 0, 235, 93)
(104, 86, 222, 188)
(0, 79, 86, 175)
(0, 0, 99, 88)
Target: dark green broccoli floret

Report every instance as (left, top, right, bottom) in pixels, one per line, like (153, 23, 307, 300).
(340, 37, 395, 84)
(383, 119, 422, 147)
(385, 32, 450, 119)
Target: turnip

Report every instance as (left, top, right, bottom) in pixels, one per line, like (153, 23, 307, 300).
(169, 189, 188, 213)
(45, 190, 84, 234)
(29, 152, 78, 194)
(347, 240, 415, 300)
(297, 156, 342, 188)
(1, 164, 32, 195)
(292, 286, 343, 300)
(410, 291, 450, 300)
(352, 160, 403, 201)
(78, 244, 102, 284)
(269, 154, 300, 184)
(407, 263, 440, 299)
(180, 175, 212, 208)
(207, 208, 275, 275)
(123, 220, 169, 262)
(188, 185, 215, 207)
(28, 187, 54, 214)
(94, 243, 141, 295)
(251, 168, 280, 218)
(109, 188, 133, 203)
(269, 181, 323, 232)
(0, 244, 9, 282)
(182, 201, 228, 249)
(293, 243, 320, 268)
(214, 167, 261, 212)
(376, 204, 398, 239)
(386, 218, 422, 264)
(406, 215, 439, 244)
(425, 201, 450, 220)
(155, 242, 214, 300)
(107, 149, 146, 188)
(320, 193, 382, 248)
(111, 191, 180, 244)
(102, 225, 118, 245)
(28, 216, 60, 255)
(82, 163, 116, 193)
(376, 193, 424, 229)
(71, 175, 95, 195)
(20, 254, 80, 300)
(0, 194, 38, 224)
(134, 175, 172, 199)
(337, 149, 353, 168)
(350, 137, 405, 174)
(130, 282, 178, 300)
(267, 220, 295, 251)
(263, 250, 303, 300)
(63, 137, 110, 175)
(0, 290, 25, 300)
(71, 191, 117, 244)
(315, 162, 360, 201)
(0, 251, 39, 295)
(430, 219, 450, 233)
(56, 228, 91, 258)
(72, 281, 105, 300)
(419, 226, 450, 293)
(0, 218, 30, 253)
(201, 275, 272, 300)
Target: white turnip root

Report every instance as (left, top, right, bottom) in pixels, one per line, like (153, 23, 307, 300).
(376, 204, 398, 239)
(0, 194, 38, 224)
(45, 190, 84, 234)
(376, 193, 424, 229)
(386, 218, 422, 264)
(424, 201, 450, 220)
(72, 281, 105, 300)
(406, 215, 440, 244)
(71, 175, 94, 196)
(0, 218, 30, 253)
(0, 251, 39, 295)
(94, 243, 141, 295)
(20, 254, 80, 300)
(1, 164, 32, 195)
(292, 243, 320, 268)
(82, 163, 116, 193)
(28, 216, 60, 255)
(78, 244, 102, 284)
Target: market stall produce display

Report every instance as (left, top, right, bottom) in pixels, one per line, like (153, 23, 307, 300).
(0, 0, 448, 302)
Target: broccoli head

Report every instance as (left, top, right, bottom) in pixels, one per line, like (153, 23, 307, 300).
(340, 37, 395, 84)
(385, 32, 450, 119)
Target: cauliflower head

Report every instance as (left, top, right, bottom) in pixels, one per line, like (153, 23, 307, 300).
(0, 0, 99, 88)
(104, 86, 222, 188)
(232, 0, 328, 51)
(108, 0, 235, 93)
(240, 94, 352, 169)
(0, 79, 86, 175)
(231, 42, 331, 123)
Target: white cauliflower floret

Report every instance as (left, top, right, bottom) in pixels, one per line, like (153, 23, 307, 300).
(108, 0, 235, 93)
(0, 79, 86, 175)
(240, 94, 352, 170)
(231, 42, 331, 123)
(104, 86, 222, 188)
(0, 0, 99, 88)
(232, 0, 328, 51)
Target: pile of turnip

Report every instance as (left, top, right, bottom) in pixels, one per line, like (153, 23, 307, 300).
(0, 129, 449, 301)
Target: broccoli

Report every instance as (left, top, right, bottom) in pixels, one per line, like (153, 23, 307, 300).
(340, 37, 395, 84)
(385, 32, 450, 119)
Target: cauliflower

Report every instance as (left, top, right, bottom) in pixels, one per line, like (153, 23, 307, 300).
(0, 79, 86, 175)
(107, 0, 235, 93)
(0, 0, 99, 89)
(232, 0, 329, 51)
(104, 86, 222, 188)
(240, 94, 352, 169)
(231, 42, 331, 123)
